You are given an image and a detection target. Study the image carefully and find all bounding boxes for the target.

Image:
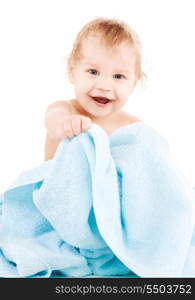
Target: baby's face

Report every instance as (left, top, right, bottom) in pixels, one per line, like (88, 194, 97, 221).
(69, 35, 137, 119)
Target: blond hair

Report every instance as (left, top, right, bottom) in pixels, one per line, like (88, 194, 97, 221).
(67, 17, 144, 82)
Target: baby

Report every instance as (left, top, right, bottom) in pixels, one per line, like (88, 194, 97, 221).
(44, 18, 144, 161)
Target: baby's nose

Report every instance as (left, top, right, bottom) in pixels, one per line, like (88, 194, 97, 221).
(94, 77, 112, 92)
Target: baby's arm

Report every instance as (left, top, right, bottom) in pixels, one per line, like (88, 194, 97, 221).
(44, 100, 91, 161)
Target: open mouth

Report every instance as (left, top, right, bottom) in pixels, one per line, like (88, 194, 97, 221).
(90, 96, 112, 105)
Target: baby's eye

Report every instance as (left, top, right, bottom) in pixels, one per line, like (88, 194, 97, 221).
(113, 74, 125, 80)
(88, 69, 98, 75)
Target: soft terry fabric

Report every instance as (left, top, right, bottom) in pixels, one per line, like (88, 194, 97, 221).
(0, 122, 195, 278)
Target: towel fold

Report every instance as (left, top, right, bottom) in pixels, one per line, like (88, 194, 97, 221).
(0, 122, 195, 277)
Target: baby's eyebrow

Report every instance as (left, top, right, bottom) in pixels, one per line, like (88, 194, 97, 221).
(85, 63, 99, 68)
(115, 68, 130, 74)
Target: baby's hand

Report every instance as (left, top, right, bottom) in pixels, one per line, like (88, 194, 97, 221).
(63, 114, 92, 139)
(45, 108, 92, 140)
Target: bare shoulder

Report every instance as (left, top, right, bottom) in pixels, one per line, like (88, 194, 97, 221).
(119, 111, 142, 125)
(46, 99, 71, 113)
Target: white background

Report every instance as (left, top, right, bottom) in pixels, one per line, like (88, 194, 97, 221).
(0, 0, 195, 193)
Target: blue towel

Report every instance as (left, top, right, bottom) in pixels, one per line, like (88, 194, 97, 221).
(0, 122, 195, 278)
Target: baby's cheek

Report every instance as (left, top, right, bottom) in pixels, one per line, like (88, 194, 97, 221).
(77, 81, 91, 94)
(117, 88, 129, 101)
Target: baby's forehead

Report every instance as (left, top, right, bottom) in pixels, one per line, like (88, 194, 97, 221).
(81, 35, 133, 51)
(81, 36, 136, 58)
(80, 36, 137, 67)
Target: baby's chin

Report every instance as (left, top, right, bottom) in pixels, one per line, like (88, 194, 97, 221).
(85, 107, 114, 119)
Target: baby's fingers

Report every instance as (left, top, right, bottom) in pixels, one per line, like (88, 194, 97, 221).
(81, 116, 92, 131)
(63, 120, 74, 138)
(71, 115, 82, 135)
